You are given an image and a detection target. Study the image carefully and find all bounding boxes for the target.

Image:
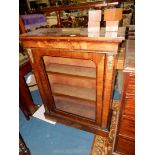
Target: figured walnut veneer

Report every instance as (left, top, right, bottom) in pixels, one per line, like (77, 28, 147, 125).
(20, 28, 124, 136)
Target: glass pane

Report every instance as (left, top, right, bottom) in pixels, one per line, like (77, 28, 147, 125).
(43, 56, 96, 120)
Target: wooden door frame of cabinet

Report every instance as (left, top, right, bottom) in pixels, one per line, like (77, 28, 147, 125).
(27, 47, 117, 135)
(31, 48, 105, 124)
(20, 31, 123, 135)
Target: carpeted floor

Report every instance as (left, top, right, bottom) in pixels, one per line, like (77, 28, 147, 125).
(19, 90, 94, 155)
(90, 101, 120, 155)
(20, 72, 121, 155)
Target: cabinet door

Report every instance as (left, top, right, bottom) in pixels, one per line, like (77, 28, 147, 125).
(29, 48, 115, 128)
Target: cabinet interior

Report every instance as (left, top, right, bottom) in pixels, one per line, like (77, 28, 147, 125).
(43, 56, 97, 120)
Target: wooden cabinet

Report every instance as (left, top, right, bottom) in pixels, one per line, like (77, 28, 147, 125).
(114, 135, 135, 155)
(20, 28, 124, 136)
(113, 40, 135, 155)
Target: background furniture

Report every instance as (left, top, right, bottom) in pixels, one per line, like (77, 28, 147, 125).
(113, 39, 135, 154)
(19, 59, 38, 119)
(19, 14, 41, 120)
(19, 133, 31, 155)
(21, 14, 47, 31)
(29, 1, 119, 27)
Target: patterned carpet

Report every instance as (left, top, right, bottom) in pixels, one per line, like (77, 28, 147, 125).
(90, 101, 120, 155)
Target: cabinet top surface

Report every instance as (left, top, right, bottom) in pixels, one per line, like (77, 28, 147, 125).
(20, 27, 125, 42)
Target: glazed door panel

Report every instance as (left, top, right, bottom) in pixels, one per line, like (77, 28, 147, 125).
(30, 48, 107, 126)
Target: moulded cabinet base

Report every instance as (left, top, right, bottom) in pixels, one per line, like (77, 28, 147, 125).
(44, 112, 109, 137)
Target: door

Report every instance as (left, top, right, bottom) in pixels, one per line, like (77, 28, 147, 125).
(29, 48, 114, 128)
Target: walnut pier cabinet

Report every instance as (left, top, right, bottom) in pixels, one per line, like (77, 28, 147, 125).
(20, 28, 124, 136)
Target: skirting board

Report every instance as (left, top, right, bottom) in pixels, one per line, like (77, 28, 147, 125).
(33, 105, 56, 125)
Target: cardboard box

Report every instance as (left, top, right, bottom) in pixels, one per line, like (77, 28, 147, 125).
(104, 8, 122, 21)
(88, 31, 100, 37)
(89, 10, 102, 22)
(106, 21, 119, 31)
(88, 21, 100, 28)
(105, 31, 118, 38)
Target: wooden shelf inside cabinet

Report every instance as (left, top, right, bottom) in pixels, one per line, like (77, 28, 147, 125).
(54, 95, 95, 120)
(51, 84, 96, 102)
(46, 63, 96, 79)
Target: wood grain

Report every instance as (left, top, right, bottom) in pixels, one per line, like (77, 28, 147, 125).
(43, 56, 96, 68)
(104, 8, 122, 21)
(19, 16, 26, 34)
(22, 40, 120, 53)
(94, 54, 105, 125)
(48, 73, 96, 89)
(54, 95, 95, 120)
(116, 49, 125, 70)
(119, 116, 135, 139)
(19, 60, 38, 119)
(51, 83, 96, 101)
(102, 54, 116, 129)
(21, 28, 124, 135)
(114, 135, 135, 155)
(113, 40, 135, 154)
(46, 63, 96, 78)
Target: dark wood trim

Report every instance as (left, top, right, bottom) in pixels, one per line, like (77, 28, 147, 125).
(20, 35, 124, 43)
(101, 54, 117, 128)
(19, 16, 26, 34)
(19, 133, 30, 155)
(113, 73, 135, 154)
(95, 54, 105, 126)
(22, 1, 119, 28)
(31, 48, 104, 126)
(113, 40, 135, 154)
(45, 112, 109, 137)
(20, 26, 124, 136)
(31, 1, 119, 14)
(19, 60, 38, 119)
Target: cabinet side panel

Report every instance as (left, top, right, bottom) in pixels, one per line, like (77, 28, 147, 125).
(102, 54, 116, 128)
